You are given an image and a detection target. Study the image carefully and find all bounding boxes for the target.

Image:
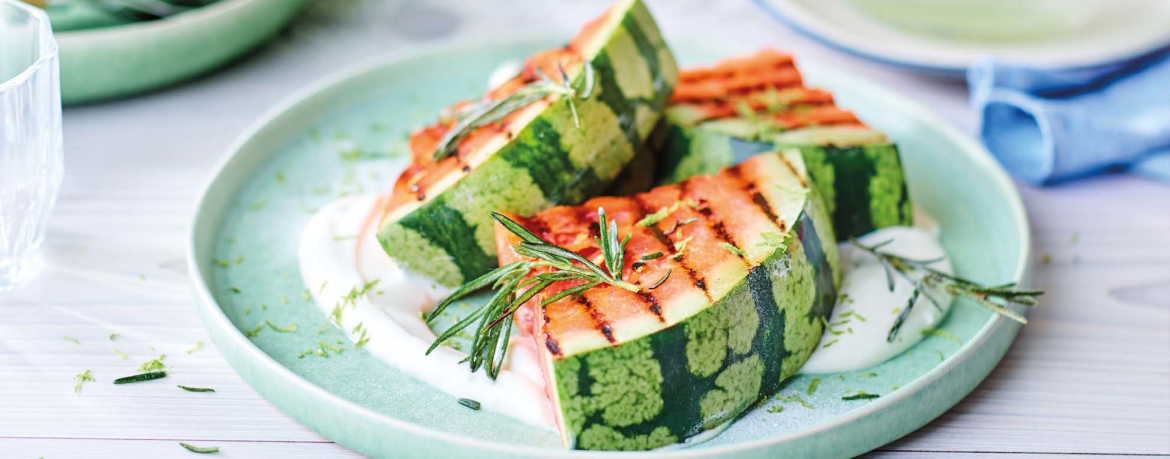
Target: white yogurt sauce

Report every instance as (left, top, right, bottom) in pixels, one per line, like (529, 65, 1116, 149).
(800, 223, 954, 374)
(299, 193, 954, 426)
(298, 195, 556, 430)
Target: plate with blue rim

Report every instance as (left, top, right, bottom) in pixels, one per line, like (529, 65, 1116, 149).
(188, 35, 1032, 458)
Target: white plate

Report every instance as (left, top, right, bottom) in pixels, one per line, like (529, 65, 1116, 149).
(754, 0, 1170, 75)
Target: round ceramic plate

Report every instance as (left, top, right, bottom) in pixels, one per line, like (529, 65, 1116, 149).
(54, 0, 308, 104)
(753, 0, 1170, 76)
(188, 37, 1032, 458)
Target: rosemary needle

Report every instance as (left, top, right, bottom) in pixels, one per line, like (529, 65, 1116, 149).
(426, 208, 637, 379)
(178, 385, 215, 393)
(850, 238, 1043, 342)
(179, 442, 220, 454)
(114, 371, 167, 384)
(458, 398, 481, 410)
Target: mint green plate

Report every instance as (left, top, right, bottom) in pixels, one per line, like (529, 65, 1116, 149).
(55, 0, 308, 105)
(188, 37, 1031, 458)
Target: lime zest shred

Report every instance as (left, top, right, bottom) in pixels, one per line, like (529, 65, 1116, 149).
(719, 242, 746, 258)
(265, 320, 298, 333)
(73, 369, 94, 394)
(138, 354, 167, 372)
(244, 324, 264, 338)
(921, 328, 961, 344)
(114, 349, 129, 361)
(806, 378, 821, 395)
(774, 393, 813, 409)
(186, 341, 204, 354)
(62, 336, 80, 345)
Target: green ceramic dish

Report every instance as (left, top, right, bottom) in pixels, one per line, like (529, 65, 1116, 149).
(55, 0, 307, 105)
(188, 37, 1032, 458)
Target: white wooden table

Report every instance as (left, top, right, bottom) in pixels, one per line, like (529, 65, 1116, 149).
(2, 1, 1168, 457)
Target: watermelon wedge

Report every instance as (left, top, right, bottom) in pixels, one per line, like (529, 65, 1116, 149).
(377, 0, 678, 287)
(654, 49, 913, 240)
(496, 150, 840, 450)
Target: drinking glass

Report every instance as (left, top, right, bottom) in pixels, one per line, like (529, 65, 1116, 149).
(0, 0, 62, 293)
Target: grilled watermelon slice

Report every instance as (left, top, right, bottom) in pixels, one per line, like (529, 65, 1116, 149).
(377, 0, 678, 286)
(497, 150, 840, 450)
(654, 49, 913, 240)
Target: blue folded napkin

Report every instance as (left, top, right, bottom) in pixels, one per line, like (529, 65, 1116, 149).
(968, 49, 1170, 184)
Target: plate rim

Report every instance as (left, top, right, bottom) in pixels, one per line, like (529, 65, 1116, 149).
(188, 35, 1033, 458)
(752, 0, 1170, 75)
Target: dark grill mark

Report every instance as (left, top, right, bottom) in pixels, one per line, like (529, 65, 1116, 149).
(777, 155, 808, 187)
(638, 291, 665, 322)
(576, 295, 616, 344)
(711, 221, 736, 248)
(631, 261, 645, 270)
(695, 278, 707, 291)
(544, 334, 563, 357)
(462, 165, 472, 173)
(750, 191, 781, 227)
(631, 192, 709, 303)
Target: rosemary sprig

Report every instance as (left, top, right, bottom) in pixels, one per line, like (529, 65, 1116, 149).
(425, 208, 637, 379)
(850, 238, 1043, 342)
(432, 62, 595, 161)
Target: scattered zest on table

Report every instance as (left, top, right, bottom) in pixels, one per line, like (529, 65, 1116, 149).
(73, 369, 94, 394)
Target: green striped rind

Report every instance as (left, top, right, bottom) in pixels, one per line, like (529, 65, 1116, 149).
(654, 123, 913, 240)
(549, 182, 838, 451)
(377, 0, 678, 286)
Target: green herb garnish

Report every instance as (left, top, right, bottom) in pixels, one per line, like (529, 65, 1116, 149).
(244, 324, 263, 338)
(775, 394, 813, 409)
(766, 404, 784, 413)
(719, 242, 746, 258)
(114, 371, 167, 384)
(851, 238, 1042, 342)
(433, 63, 595, 161)
(921, 327, 961, 344)
(179, 442, 220, 454)
(178, 385, 215, 393)
(806, 378, 821, 395)
(842, 391, 880, 401)
(74, 369, 94, 394)
(425, 208, 639, 379)
(648, 268, 672, 290)
(640, 252, 663, 261)
(265, 320, 298, 333)
(108, 333, 120, 341)
(138, 354, 166, 372)
(458, 398, 481, 410)
(822, 339, 839, 348)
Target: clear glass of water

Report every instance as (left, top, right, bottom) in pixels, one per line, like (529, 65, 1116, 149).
(0, 0, 62, 293)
